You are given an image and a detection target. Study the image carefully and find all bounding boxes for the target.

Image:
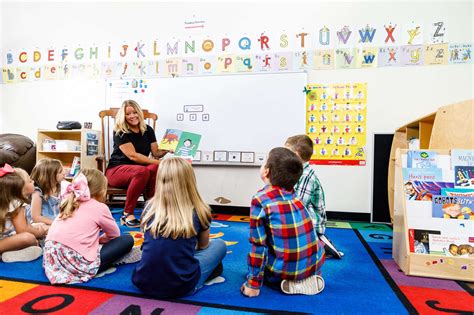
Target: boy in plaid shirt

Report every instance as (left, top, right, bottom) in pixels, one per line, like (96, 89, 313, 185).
(285, 135, 343, 259)
(241, 147, 325, 297)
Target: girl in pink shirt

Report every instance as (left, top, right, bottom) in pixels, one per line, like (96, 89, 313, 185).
(43, 168, 133, 284)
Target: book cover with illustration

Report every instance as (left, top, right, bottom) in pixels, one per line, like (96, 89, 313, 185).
(432, 195, 474, 219)
(403, 168, 451, 200)
(159, 129, 201, 158)
(428, 234, 474, 257)
(407, 150, 437, 168)
(408, 229, 441, 254)
(404, 181, 454, 201)
(441, 188, 474, 197)
(455, 166, 474, 187)
(69, 156, 81, 177)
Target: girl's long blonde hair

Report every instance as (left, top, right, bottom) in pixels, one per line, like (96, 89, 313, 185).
(114, 100, 147, 135)
(30, 158, 63, 197)
(0, 168, 29, 233)
(142, 157, 211, 239)
(60, 168, 107, 219)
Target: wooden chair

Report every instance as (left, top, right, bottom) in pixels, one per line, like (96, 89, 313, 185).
(97, 108, 158, 206)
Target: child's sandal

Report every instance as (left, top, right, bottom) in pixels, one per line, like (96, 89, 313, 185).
(120, 213, 140, 228)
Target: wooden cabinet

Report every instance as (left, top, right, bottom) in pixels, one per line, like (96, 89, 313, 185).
(37, 129, 101, 179)
(388, 99, 474, 222)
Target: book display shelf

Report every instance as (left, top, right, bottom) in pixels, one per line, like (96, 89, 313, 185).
(388, 99, 474, 222)
(37, 129, 101, 179)
(392, 148, 473, 281)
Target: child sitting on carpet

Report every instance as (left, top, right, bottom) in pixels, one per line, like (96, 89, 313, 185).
(241, 147, 325, 297)
(43, 168, 133, 284)
(26, 158, 67, 226)
(0, 164, 47, 263)
(285, 134, 343, 258)
(133, 157, 227, 298)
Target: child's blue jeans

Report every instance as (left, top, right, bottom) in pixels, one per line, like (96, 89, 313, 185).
(193, 238, 227, 291)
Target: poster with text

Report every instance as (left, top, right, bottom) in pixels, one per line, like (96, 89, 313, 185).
(306, 83, 367, 166)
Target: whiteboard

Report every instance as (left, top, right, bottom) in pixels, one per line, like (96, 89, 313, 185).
(106, 73, 307, 155)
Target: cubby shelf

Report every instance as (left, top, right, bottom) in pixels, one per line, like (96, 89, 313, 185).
(37, 129, 101, 173)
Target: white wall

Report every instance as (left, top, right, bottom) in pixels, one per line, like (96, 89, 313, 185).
(1, 2, 473, 214)
(0, 1, 4, 132)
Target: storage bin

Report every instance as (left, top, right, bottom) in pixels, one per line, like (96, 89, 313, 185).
(43, 140, 80, 151)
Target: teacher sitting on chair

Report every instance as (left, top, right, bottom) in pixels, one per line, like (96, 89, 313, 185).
(106, 100, 168, 228)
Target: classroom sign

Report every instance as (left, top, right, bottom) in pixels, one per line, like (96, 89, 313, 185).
(306, 83, 367, 166)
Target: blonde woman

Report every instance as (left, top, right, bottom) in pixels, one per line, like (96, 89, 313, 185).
(106, 100, 168, 227)
(132, 157, 227, 298)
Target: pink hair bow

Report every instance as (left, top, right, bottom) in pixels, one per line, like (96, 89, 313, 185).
(62, 173, 91, 201)
(0, 163, 14, 177)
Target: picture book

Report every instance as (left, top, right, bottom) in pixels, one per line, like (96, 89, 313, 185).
(159, 129, 201, 158)
(402, 168, 442, 182)
(69, 156, 81, 177)
(403, 180, 453, 201)
(441, 188, 474, 197)
(428, 234, 474, 257)
(407, 150, 437, 168)
(432, 195, 474, 220)
(403, 168, 448, 200)
(451, 149, 474, 167)
(408, 229, 441, 254)
(455, 166, 474, 187)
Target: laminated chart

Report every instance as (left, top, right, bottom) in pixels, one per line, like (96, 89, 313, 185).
(306, 83, 367, 166)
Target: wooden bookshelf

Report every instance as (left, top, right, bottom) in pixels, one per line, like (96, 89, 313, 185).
(392, 149, 473, 282)
(388, 99, 474, 222)
(37, 129, 101, 176)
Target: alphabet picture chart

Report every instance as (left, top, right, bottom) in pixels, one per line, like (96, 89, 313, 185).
(306, 83, 367, 166)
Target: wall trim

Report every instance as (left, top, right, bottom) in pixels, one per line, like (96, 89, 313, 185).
(210, 205, 371, 222)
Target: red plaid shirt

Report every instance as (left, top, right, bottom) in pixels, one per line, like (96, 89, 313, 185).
(246, 185, 324, 289)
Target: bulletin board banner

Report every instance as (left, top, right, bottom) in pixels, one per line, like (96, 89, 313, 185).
(306, 83, 367, 166)
(1, 19, 473, 84)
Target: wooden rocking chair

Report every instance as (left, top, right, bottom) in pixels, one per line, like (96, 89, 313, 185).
(97, 108, 158, 206)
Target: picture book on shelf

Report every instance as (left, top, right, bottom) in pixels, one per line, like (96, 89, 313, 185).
(403, 180, 454, 201)
(432, 195, 474, 220)
(408, 229, 441, 254)
(428, 234, 474, 257)
(451, 149, 474, 167)
(403, 168, 442, 182)
(403, 168, 452, 200)
(441, 188, 474, 197)
(159, 129, 201, 158)
(407, 150, 437, 168)
(454, 166, 474, 187)
(69, 156, 80, 177)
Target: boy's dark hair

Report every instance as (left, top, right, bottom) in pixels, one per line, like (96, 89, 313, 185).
(265, 147, 303, 190)
(285, 134, 314, 162)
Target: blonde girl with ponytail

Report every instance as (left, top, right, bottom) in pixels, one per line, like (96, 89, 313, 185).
(132, 157, 227, 298)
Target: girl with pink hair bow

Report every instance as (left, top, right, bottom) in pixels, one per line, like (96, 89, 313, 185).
(43, 168, 134, 284)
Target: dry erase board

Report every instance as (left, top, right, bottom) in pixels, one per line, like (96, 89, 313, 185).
(106, 73, 307, 155)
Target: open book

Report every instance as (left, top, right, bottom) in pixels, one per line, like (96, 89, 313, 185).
(159, 129, 201, 159)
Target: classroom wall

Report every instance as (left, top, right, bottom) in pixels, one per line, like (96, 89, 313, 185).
(1, 2, 473, 214)
(0, 2, 4, 132)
